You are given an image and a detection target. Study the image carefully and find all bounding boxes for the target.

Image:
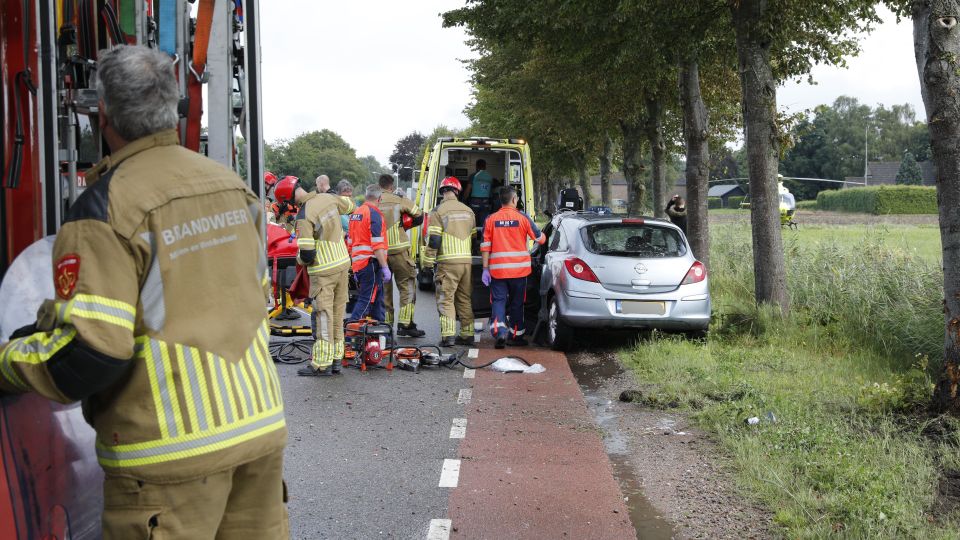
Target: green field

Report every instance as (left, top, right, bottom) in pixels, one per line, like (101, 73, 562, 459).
(622, 222, 957, 538)
(784, 225, 942, 263)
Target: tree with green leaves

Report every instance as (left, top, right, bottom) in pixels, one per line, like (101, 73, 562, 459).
(896, 150, 923, 185)
(264, 129, 370, 192)
(389, 131, 426, 184)
(730, 0, 884, 314)
(890, 0, 960, 412)
(781, 96, 930, 197)
(359, 155, 392, 187)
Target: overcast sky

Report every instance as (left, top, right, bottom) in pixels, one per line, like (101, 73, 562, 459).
(259, 4, 923, 165)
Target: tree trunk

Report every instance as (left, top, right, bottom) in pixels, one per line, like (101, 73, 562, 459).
(732, 0, 790, 313)
(645, 96, 668, 218)
(679, 59, 711, 268)
(600, 133, 614, 207)
(620, 119, 646, 215)
(913, 0, 960, 413)
(571, 151, 592, 207)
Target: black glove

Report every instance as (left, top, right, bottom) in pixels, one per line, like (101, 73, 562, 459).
(9, 323, 38, 339)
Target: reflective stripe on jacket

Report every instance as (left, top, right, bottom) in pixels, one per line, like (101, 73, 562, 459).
(379, 192, 422, 254)
(482, 207, 546, 279)
(424, 199, 476, 265)
(295, 192, 356, 275)
(348, 202, 388, 272)
(0, 130, 286, 482)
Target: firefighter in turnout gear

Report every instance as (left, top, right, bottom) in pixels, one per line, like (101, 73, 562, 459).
(348, 185, 392, 322)
(0, 47, 288, 538)
(482, 186, 546, 349)
(277, 177, 356, 377)
(424, 177, 477, 348)
(377, 174, 425, 337)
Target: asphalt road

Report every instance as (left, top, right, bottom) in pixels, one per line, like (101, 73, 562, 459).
(277, 288, 473, 539)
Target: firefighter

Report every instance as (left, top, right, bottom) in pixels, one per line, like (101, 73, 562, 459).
(481, 186, 546, 349)
(274, 177, 356, 377)
(424, 177, 476, 348)
(264, 171, 279, 223)
(0, 46, 287, 538)
(377, 174, 425, 337)
(269, 175, 300, 232)
(348, 185, 392, 322)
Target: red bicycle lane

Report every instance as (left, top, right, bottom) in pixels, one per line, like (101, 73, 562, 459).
(447, 347, 635, 539)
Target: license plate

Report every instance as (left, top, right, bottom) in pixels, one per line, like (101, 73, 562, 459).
(617, 300, 665, 315)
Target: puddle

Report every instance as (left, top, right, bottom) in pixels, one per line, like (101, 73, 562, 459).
(570, 354, 678, 540)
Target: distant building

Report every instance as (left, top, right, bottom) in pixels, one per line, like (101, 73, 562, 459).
(588, 173, 688, 209)
(707, 184, 747, 207)
(844, 161, 936, 187)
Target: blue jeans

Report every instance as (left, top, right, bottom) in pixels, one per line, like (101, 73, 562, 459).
(489, 277, 526, 339)
(350, 260, 385, 322)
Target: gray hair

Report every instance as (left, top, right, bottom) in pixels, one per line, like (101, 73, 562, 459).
(365, 185, 382, 201)
(95, 45, 179, 142)
(336, 180, 353, 194)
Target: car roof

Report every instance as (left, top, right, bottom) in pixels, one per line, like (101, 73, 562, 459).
(553, 212, 679, 230)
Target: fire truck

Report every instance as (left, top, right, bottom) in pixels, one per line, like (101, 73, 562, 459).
(0, 1, 265, 537)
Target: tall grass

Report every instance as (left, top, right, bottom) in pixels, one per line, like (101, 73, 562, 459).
(621, 224, 958, 537)
(710, 225, 944, 367)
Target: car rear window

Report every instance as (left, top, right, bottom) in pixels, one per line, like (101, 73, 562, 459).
(581, 223, 687, 258)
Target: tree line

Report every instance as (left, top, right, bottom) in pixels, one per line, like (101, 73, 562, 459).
(264, 129, 390, 193)
(439, 0, 960, 411)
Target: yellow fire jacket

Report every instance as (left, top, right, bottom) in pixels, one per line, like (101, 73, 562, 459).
(0, 130, 286, 482)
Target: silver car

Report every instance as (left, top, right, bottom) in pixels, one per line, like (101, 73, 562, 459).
(536, 213, 710, 350)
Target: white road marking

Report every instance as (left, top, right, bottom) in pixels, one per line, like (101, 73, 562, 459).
(457, 388, 472, 404)
(449, 418, 467, 439)
(467, 348, 479, 359)
(439, 459, 461, 487)
(462, 368, 476, 379)
(427, 519, 452, 540)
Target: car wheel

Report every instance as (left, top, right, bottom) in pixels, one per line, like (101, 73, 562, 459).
(547, 296, 573, 351)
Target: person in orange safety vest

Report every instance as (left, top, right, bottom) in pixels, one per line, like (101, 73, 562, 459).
(348, 185, 391, 322)
(481, 186, 546, 349)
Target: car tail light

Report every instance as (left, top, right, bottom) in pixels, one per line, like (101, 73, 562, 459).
(564, 257, 599, 282)
(622, 218, 644, 224)
(681, 261, 707, 285)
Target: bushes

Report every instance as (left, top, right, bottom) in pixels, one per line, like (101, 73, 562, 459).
(707, 197, 722, 209)
(816, 186, 937, 215)
(727, 195, 746, 208)
(796, 200, 817, 210)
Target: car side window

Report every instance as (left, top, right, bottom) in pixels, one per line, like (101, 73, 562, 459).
(551, 228, 569, 252)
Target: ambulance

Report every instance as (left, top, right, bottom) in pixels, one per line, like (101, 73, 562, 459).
(411, 137, 539, 317)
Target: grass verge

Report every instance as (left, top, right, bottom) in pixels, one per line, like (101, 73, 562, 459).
(621, 224, 959, 538)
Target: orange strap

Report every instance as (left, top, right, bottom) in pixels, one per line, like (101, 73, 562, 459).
(184, 0, 215, 151)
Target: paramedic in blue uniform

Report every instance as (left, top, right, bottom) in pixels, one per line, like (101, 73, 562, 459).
(464, 159, 494, 226)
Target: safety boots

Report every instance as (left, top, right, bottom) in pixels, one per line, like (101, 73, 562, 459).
(439, 336, 456, 348)
(397, 323, 426, 338)
(454, 336, 475, 346)
(297, 365, 337, 377)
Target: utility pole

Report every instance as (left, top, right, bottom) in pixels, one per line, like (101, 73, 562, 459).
(864, 123, 870, 186)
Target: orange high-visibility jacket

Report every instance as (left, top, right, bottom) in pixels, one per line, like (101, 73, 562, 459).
(481, 207, 546, 279)
(348, 202, 388, 272)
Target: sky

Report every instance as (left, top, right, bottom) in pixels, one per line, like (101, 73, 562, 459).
(259, 3, 923, 166)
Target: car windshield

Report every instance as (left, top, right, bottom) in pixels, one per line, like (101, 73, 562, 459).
(581, 223, 687, 258)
